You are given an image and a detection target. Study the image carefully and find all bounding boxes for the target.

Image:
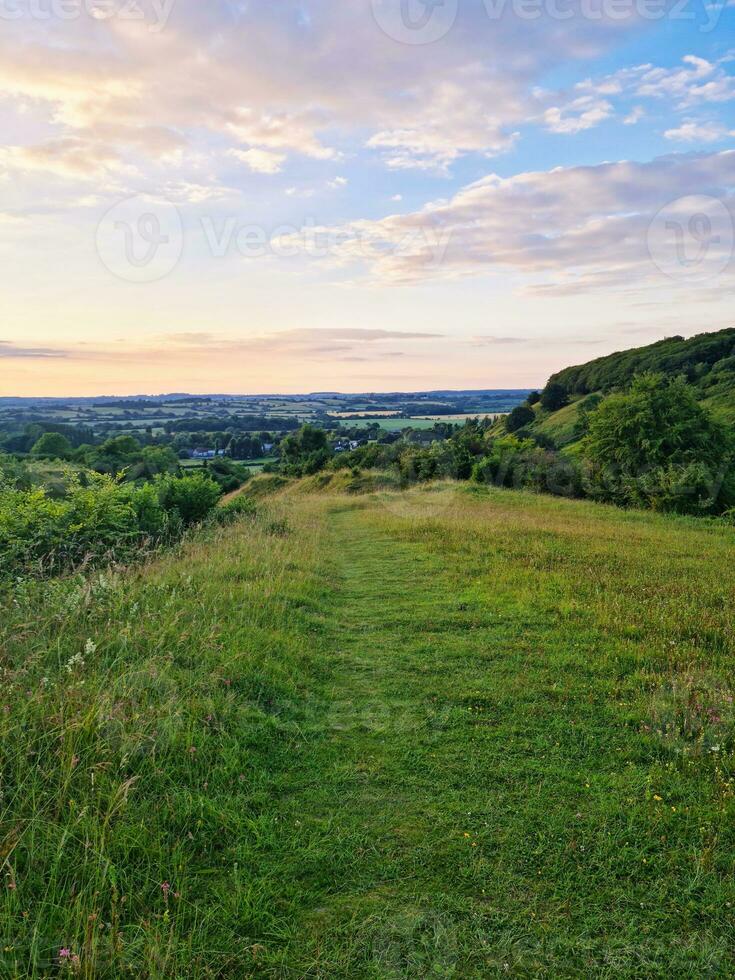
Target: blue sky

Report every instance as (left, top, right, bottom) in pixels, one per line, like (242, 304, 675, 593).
(0, 0, 733, 394)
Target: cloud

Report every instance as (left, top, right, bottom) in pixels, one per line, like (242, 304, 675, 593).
(664, 120, 734, 143)
(583, 55, 735, 110)
(0, 137, 132, 179)
(366, 80, 521, 172)
(228, 147, 286, 174)
(286, 150, 735, 288)
(226, 109, 339, 162)
(0, 341, 68, 359)
(635, 55, 735, 106)
(124, 328, 443, 361)
(471, 336, 529, 346)
(0, 0, 648, 193)
(539, 56, 735, 142)
(543, 96, 613, 135)
(0, 328, 445, 373)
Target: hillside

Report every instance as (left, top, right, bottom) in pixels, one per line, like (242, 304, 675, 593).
(2, 481, 735, 976)
(548, 327, 735, 419)
(525, 327, 735, 447)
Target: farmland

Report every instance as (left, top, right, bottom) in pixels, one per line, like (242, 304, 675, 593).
(0, 390, 529, 441)
(2, 478, 734, 976)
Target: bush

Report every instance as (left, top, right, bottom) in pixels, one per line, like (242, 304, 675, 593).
(541, 383, 568, 412)
(582, 374, 734, 514)
(505, 405, 535, 433)
(472, 436, 583, 498)
(31, 432, 73, 458)
(0, 471, 224, 581)
(156, 473, 222, 526)
(0, 475, 143, 577)
(211, 495, 257, 526)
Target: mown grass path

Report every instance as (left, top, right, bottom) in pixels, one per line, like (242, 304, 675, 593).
(256, 490, 735, 977)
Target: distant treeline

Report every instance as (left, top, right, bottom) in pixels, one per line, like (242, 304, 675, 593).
(164, 416, 301, 434)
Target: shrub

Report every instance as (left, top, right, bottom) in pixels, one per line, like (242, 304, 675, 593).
(211, 495, 257, 526)
(0, 475, 142, 577)
(30, 432, 73, 458)
(541, 383, 568, 412)
(505, 405, 535, 433)
(472, 436, 583, 498)
(0, 471, 224, 581)
(582, 374, 734, 514)
(156, 473, 222, 526)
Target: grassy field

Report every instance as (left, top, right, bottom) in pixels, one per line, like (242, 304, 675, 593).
(2, 481, 735, 976)
(347, 418, 452, 431)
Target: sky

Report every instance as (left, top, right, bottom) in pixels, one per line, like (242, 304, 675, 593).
(0, 0, 734, 396)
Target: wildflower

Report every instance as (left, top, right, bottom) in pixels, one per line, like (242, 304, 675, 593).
(161, 881, 171, 899)
(59, 948, 71, 959)
(653, 795, 662, 802)
(65, 652, 85, 674)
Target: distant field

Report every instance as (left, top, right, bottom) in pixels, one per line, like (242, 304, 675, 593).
(411, 412, 506, 422)
(347, 415, 502, 431)
(180, 456, 276, 471)
(327, 411, 401, 418)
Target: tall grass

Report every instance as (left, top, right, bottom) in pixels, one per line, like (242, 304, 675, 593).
(0, 499, 332, 977)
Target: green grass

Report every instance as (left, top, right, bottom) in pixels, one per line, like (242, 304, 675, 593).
(529, 398, 587, 446)
(2, 483, 735, 976)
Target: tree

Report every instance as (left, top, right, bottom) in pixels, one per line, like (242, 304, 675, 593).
(280, 424, 330, 476)
(527, 391, 541, 406)
(583, 373, 734, 513)
(31, 432, 73, 458)
(505, 405, 535, 433)
(540, 383, 568, 412)
(99, 435, 141, 457)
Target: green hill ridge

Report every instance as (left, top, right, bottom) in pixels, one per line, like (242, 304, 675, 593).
(531, 327, 735, 446)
